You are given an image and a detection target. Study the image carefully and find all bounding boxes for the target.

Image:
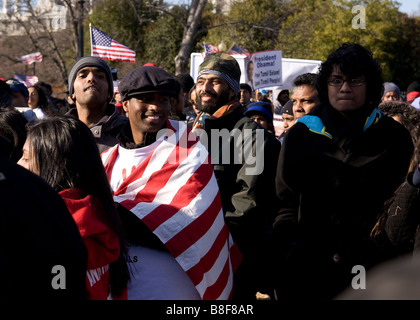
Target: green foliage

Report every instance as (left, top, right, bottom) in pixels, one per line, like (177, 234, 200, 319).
(7, 0, 417, 89)
(277, 0, 419, 89)
(90, 0, 157, 51)
(198, 0, 420, 91)
(201, 0, 287, 54)
(142, 5, 185, 74)
(88, 0, 162, 74)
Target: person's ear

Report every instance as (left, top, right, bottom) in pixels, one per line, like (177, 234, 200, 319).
(123, 100, 129, 114)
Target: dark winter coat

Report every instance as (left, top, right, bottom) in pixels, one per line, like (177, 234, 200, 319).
(273, 103, 413, 299)
(0, 144, 87, 300)
(203, 103, 281, 298)
(66, 104, 127, 153)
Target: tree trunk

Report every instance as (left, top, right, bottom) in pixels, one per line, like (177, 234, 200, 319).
(174, 0, 208, 75)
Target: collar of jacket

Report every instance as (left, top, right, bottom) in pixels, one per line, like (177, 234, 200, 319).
(296, 107, 382, 139)
(117, 120, 167, 149)
(66, 104, 125, 127)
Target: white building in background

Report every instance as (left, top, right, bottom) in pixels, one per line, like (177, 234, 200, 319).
(0, 0, 67, 35)
(0, 0, 94, 36)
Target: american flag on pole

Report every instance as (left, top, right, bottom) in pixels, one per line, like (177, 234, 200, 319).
(228, 44, 250, 56)
(90, 27, 136, 63)
(17, 52, 43, 64)
(101, 120, 242, 300)
(14, 74, 39, 87)
(200, 43, 220, 57)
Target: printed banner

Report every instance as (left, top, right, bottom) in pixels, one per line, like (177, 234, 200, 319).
(247, 50, 282, 91)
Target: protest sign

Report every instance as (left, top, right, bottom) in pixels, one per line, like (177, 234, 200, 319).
(248, 50, 282, 91)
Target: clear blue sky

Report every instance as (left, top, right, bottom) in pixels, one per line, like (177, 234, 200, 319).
(398, 0, 420, 15)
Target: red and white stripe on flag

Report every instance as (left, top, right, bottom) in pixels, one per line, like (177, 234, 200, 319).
(101, 120, 242, 300)
(17, 52, 43, 65)
(201, 43, 220, 58)
(90, 27, 136, 63)
(14, 74, 39, 87)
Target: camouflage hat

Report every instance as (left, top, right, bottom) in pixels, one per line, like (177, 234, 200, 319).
(198, 53, 241, 93)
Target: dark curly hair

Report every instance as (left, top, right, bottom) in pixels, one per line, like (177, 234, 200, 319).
(294, 73, 318, 87)
(316, 43, 384, 111)
(378, 100, 420, 145)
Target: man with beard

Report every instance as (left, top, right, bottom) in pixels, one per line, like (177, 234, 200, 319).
(193, 53, 281, 300)
(67, 57, 127, 153)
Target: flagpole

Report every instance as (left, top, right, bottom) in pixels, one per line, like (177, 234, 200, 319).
(89, 23, 92, 57)
(77, 0, 85, 59)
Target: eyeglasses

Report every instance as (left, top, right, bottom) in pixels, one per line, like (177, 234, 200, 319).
(327, 77, 366, 87)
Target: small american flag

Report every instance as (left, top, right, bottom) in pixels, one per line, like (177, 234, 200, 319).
(201, 43, 220, 57)
(17, 52, 43, 65)
(228, 44, 250, 56)
(101, 120, 242, 299)
(14, 74, 39, 87)
(90, 27, 136, 63)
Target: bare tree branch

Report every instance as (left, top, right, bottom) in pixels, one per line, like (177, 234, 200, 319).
(143, 3, 187, 28)
(0, 53, 21, 64)
(196, 20, 278, 36)
(61, 0, 79, 56)
(25, 1, 68, 83)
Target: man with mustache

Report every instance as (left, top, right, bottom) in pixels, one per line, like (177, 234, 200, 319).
(194, 53, 281, 299)
(67, 56, 127, 153)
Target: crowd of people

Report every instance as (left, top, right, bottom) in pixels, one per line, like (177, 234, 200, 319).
(1, 42, 420, 301)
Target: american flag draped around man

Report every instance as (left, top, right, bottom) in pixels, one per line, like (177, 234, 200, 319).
(101, 120, 242, 299)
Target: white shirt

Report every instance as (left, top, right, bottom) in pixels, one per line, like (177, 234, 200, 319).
(32, 106, 46, 119)
(109, 141, 158, 191)
(126, 244, 200, 300)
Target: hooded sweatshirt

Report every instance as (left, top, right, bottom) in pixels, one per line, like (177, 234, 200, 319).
(59, 188, 122, 300)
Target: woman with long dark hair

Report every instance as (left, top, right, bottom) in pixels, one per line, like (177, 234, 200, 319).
(27, 84, 51, 119)
(17, 116, 130, 299)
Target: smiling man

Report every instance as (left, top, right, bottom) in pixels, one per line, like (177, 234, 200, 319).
(101, 66, 241, 300)
(273, 43, 414, 300)
(67, 56, 127, 153)
(194, 53, 281, 300)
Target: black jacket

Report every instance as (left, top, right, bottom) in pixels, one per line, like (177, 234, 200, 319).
(0, 149, 87, 300)
(203, 103, 281, 298)
(273, 103, 413, 299)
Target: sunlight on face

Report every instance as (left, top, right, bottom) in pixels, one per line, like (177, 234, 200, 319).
(17, 138, 37, 174)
